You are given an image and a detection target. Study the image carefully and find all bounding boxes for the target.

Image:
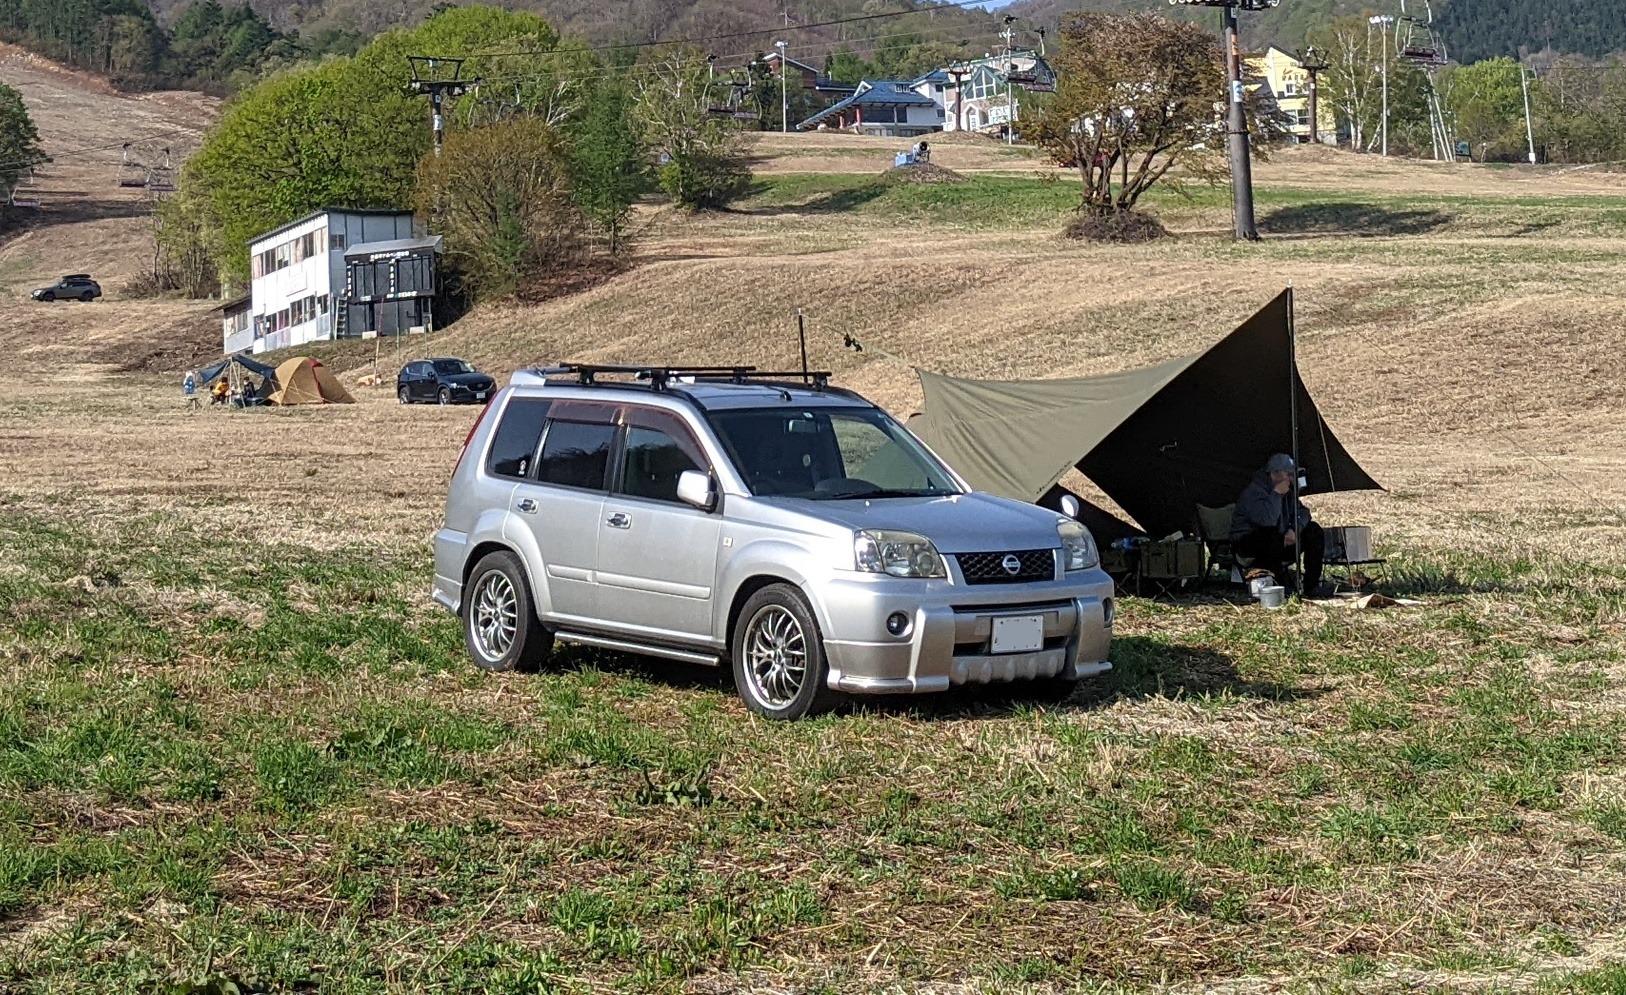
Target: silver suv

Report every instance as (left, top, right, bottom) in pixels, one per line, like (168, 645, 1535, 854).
(432, 365, 1114, 720)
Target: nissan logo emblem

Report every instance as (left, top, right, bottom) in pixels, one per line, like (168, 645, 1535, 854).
(1001, 554, 1022, 575)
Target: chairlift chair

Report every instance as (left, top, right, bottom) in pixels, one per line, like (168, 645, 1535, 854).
(116, 143, 147, 188)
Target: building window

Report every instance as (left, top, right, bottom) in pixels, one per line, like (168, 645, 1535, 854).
(1284, 81, 1300, 96)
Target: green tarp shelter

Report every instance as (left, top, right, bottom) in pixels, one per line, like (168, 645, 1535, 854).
(908, 290, 1381, 537)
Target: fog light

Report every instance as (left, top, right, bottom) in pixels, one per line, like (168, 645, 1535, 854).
(1103, 598, 1115, 627)
(886, 612, 910, 637)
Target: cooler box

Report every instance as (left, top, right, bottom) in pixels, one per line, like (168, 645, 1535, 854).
(1325, 526, 1373, 563)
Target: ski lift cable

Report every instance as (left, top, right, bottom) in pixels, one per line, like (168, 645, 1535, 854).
(474, 0, 1008, 60)
(0, 127, 196, 174)
(473, 21, 998, 90)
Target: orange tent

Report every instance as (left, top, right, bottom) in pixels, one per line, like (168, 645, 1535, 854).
(268, 356, 354, 405)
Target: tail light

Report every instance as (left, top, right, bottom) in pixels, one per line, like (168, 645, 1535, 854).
(452, 388, 501, 477)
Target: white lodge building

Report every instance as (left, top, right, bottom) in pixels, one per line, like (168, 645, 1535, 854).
(236, 208, 438, 355)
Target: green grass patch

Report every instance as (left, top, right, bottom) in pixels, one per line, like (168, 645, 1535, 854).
(2, 508, 1624, 991)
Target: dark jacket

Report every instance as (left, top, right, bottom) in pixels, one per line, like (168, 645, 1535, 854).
(1229, 470, 1311, 540)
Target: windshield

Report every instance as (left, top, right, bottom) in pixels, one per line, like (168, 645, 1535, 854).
(709, 406, 961, 500)
(433, 359, 475, 375)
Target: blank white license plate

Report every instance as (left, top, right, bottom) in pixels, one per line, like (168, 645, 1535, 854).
(475, 391, 487, 401)
(991, 615, 1044, 654)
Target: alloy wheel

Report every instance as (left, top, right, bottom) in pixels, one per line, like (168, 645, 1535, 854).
(470, 571, 518, 664)
(743, 605, 807, 708)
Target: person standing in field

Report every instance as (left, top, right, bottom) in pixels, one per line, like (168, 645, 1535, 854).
(183, 369, 200, 412)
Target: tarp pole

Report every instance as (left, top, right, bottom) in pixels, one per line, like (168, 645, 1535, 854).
(1288, 285, 1304, 594)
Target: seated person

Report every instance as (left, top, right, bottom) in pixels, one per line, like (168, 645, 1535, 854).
(1229, 453, 1324, 595)
(211, 378, 229, 405)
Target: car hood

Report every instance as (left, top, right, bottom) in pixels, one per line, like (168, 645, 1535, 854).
(766, 492, 1067, 554)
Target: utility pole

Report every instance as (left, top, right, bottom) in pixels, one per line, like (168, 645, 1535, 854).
(1519, 61, 1537, 164)
(1369, 15, 1394, 156)
(775, 40, 788, 134)
(1001, 15, 1016, 146)
(1299, 46, 1328, 145)
(1171, 0, 1277, 242)
(947, 66, 968, 132)
(407, 56, 478, 155)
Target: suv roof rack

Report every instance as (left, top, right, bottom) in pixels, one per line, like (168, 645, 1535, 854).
(537, 362, 837, 392)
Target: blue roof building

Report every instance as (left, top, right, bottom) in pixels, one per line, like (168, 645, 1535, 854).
(796, 78, 946, 136)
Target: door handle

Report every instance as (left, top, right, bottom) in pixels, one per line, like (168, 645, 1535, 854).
(516, 498, 537, 514)
(606, 512, 632, 529)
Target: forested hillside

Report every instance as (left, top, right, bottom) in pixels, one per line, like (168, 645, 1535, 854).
(1004, 0, 1360, 52)
(1005, 0, 1626, 61)
(1436, 0, 1626, 62)
(146, 0, 1004, 65)
(0, 0, 350, 89)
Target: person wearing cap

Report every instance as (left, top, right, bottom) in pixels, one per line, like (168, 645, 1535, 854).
(1229, 453, 1324, 595)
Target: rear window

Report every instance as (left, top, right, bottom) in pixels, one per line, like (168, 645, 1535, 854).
(486, 398, 550, 478)
(538, 420, 615, 490)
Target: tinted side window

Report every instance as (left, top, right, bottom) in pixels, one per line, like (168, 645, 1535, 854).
(538, 420, 615, 490)
(618, 425, 704, 503)
(486, 398, 550, 479)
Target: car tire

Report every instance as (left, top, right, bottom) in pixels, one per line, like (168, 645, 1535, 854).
(40, 292, 54, 302)
(730, 584, 837, 720)
(463, 550, 552, 673)
(80, 292, 93, 302)
(438, 387, 451, 405)
(398, 386, 410, 404)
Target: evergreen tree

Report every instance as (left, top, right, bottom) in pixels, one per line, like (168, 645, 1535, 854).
(0, 82, 45, 231)
(568, 79, 649, 255)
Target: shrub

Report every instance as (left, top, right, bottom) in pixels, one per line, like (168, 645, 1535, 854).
(414, 117, 586, 303)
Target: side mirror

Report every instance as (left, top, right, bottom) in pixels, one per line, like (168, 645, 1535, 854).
(676, 469, 716, 512)
(1059, 493, 1081, 519)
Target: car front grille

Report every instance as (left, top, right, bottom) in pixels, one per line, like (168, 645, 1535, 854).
(954, 549, 1056, 585)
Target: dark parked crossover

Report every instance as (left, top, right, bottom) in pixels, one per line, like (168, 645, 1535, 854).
(32, 274, 102, 302)
(398, 358, 496, 405)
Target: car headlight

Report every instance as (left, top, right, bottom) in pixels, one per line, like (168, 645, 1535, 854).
(854, 530, 946, 579)
(1058, 520, 1099, 571)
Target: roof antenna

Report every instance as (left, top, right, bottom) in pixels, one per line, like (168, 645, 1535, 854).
(796, 308, 809, 383)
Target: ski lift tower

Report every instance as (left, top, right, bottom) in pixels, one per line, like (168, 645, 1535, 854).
(1396, 0, 1455, 161)
(407, 56, 479, 155)
(1170, 0, 1280, 242)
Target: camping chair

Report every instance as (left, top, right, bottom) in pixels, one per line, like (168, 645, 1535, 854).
(1195, 504, 1253, 583)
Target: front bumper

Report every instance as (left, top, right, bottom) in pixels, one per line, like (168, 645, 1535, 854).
(447, 384, 494, 403)
(818, 569, 1115, 694)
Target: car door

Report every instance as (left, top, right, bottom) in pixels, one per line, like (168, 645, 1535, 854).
(412, 363, 433, 400)
(594, 406, 722, 643)
(508, 401, 618, 624)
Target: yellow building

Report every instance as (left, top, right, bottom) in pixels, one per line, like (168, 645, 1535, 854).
(1247, 46, 1337, 145)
